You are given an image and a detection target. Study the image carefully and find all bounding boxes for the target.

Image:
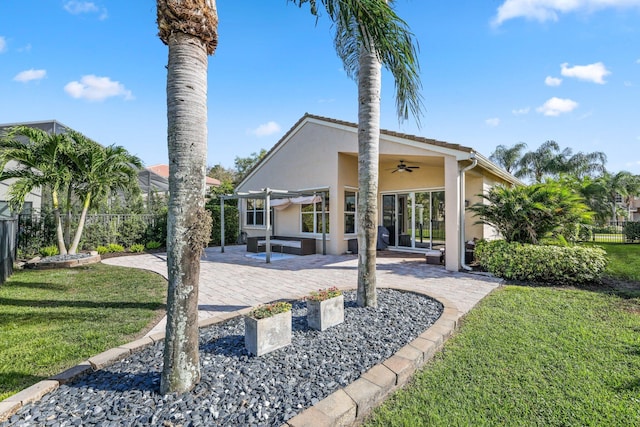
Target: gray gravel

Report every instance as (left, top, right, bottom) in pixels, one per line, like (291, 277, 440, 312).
(3, 289, 443, 427)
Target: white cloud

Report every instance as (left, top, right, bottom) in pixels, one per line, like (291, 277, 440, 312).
(536, 97, 579, 116)
(561, 62, 611, 84)
(636, 59, 640, 64)
(13, 69, 47, 83)
(493, 0, 640, 26)
(63, 1, 108, 20)
(624, 81, 633, 87)
(64, 75, 133, 101)
(0, 36, 6, 53)
(512, 107, 530, 115)
(545, 76, 562, 86)
(248, 121, 281, 137)
(485, 118, 500, 127)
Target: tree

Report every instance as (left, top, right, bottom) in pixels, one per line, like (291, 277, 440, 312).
(157, 0, 217, 394)
(469, 183, 592, 244)
(292, 0, 423, 307)
(233, 149, 266, 184)
(489, 142, 527, 174)
(0, 126, 72, 254)
(560, 150, 607, 179)
(599, 170, 636, 222)
(516, 140, 563, 183)
(65, 131, 143, 254)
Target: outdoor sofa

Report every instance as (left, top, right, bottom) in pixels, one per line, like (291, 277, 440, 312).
(246, 236, 316, 256)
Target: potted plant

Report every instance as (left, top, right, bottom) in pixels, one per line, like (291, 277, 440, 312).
(244, 301, 292, 356)
(306, 287, 344, 331)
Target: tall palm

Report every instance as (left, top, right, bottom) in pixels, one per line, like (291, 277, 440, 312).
(489, 142, 527, 174)
(559, 150, 607, 179)
(293, 0, 423, 307)
(516, 140, 563, 183)
(156, 0, 217, 393)
(599, 170, 635, 222)
(65, 131, 142, 254)
(0, 126, 72, 254)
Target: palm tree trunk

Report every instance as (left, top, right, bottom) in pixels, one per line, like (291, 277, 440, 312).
(356, 46, 381, 308)
(52, 190, 67, 255)
(160, 30, 209, 394)
(69, 193, 91, 254)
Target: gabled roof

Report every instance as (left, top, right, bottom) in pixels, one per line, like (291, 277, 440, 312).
(238, 113, 521, 188)
(147, 164, 220, 187)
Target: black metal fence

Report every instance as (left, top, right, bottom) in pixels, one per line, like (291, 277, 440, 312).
(587, 221, 640, 244)
(0, 219, 17, 284)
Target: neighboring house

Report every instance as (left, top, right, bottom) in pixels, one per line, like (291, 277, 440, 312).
(235, 114, 521, 272)
(146, 164, 220, 192)
(0, 120, 71, 218)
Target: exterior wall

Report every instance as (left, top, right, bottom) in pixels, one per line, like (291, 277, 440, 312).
(0, 160, 42, 217)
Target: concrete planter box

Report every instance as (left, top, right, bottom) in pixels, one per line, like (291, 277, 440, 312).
(244, 310, 292, 356)
(307, 295, 344, 331)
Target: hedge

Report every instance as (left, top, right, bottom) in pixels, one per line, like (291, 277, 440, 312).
(475, 239, 607, 284)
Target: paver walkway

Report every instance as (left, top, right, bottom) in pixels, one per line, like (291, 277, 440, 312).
(102, 245, 502, 336)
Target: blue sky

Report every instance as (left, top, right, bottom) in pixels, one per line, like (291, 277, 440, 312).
(1, 0, 639, 174)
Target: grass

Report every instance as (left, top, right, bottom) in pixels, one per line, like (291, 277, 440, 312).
(0, 263, 166, 401)
(595, 242, 640, 282)
(365, 243, 640, 426)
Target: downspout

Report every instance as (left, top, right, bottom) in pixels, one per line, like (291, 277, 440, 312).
(459, 153, 477, 271)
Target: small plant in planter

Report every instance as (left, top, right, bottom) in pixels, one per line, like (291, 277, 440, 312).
(245, 301, 292, 356)
(305, 287, 344, 331)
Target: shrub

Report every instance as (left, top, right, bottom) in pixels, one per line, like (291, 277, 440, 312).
(130, 244, 145, 253)
(145, 241, 162, 250)
(206, 201, 239, 246)
(623, 222, 640, 242)
(96, 245, 109, 255)
(118, 216, 147, 248)
(107, 243, 125, 253)
(305, 287, 342, 302)
(469, 183, 592, 244)
(475, 239, 607, 284)
(39, 245, 59, 258)
(249, 301, 292, 319)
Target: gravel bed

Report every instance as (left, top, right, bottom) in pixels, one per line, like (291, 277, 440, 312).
(39, 254, 93, 263)
(3, 289, 443, 427)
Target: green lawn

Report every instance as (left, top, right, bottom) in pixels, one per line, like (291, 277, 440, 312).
(0, 263, 166, 400)
(366, 244, 640, 426)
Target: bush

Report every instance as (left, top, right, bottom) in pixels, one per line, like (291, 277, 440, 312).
(118, 216, 147, 248)
(206, 201, 239, 246)
(130, 244, 145, 253)
(145, 241, 162, 250)
(623, 222, 640, 242)
(39, 245, 59, 258)
(96, 245, 109, 255)
(475, 239, 607, 284)
(107, 243, 125, 253)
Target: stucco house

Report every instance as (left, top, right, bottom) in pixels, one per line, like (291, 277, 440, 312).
(235, 114, 521, 271)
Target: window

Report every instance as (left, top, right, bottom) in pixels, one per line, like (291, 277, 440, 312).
(246, 198, 265, 226)
(301, 192, 330, 233)
(0, 201, 32, 218)
(344, 191, 356, 234)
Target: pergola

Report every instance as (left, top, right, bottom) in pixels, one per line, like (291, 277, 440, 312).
(219, 188, 327, 263)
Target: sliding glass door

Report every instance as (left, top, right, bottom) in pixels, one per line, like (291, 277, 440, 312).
(382, 191, 445, 250)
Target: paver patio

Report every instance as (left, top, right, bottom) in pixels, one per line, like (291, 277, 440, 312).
(102, 245, 502, 336)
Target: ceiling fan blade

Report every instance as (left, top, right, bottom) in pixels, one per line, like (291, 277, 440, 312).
(406, 168, 413, 172)
(391, 169, 398, 173)
(407, 166, 420, 169)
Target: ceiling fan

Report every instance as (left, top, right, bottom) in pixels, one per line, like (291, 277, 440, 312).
(391, 160, 420, 173)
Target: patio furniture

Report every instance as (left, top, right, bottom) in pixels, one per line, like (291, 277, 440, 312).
(246, 236, 316, 256)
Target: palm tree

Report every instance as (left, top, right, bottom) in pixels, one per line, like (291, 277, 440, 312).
(489, 142, 527, 174)
(156, 0, 217, 394)
(0, 126, 72, 254)
(599, 170, 636, 222)
(560, 150, 607, 179)
(516, 140, 563, 183)
(292, 0, 423, 307)
(65, 131, 142, 254)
